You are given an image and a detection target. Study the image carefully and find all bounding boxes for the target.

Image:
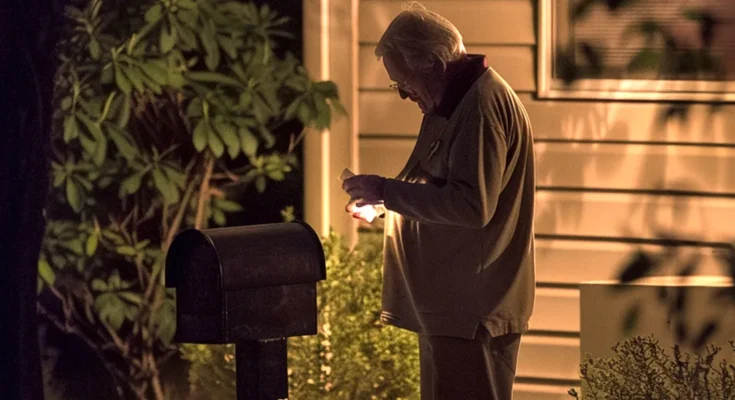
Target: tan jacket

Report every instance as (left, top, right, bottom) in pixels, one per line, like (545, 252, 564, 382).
(381, 68, 536, 339)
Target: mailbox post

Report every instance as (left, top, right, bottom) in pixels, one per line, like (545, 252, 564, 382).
(165, 221, 326, 400)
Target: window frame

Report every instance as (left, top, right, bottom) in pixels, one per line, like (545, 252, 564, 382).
(536, 0, 735, 102)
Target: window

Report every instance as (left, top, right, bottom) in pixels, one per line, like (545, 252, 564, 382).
(537, 0, 735, 101)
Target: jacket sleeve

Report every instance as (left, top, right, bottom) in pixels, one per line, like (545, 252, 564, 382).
(383, 103, 507, 228)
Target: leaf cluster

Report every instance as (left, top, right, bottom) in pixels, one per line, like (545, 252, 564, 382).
(40, 0, 344, 397)
(569, 336, 735, 400)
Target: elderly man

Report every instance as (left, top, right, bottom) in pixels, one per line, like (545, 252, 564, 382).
(342, 3, 536, 400)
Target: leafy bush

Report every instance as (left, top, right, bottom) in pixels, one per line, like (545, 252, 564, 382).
(182, 232, 421, 399)
(568, 335, 735, 400)
(39, 0, 341, 398)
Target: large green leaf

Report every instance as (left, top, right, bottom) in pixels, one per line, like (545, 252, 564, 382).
(212, 208, 226, 226)
(79, 134, 96, 157)
(65, 179, 83, 212)
(238, 127, 258, 156)
(215, 198, 243, 212)
(314, 81, 339, 99)
(217, 35, 242, 59)
(85, 234, 98, 256)
(160, 22, 178, 54)
(94, 293, 126, 330)
(91, 279, 108, 292)
(144, 4, 163, 24)
(201, 19, 221, 71)
(153, 167, 180, 205)
(186, 97, 203, 118)
(38, 259, 56, 286)
(91, 135, 108, 166)
(313, 92, 331, 130)
(139, 60, 169, 86)
(162, 164, 187, 189)
(186, 71, 243, 87)
(107, 124, 138, 161)
(122, 65, 145, 93)
(193, 118, 209, 152)
(151, 298, 176, 346)
(118, 291, 143, 305)
(114, 65, 132, 95)
(283, 97, 301, 121)
(208, 129, 225, 157)
(76, 112, 103, 139)
(172, 18, 198, 51)
(255, 175, 266, 193)
(177, 8, 199, 29)
(267, 169, 285, 181)
(120, 172, 143, 196)
(63, 115, 80, 142)
(115, 246, 137, 257)
(116, 94, 131, 128)
(214, 120, 239, 158)
(88, 38, 102, 60)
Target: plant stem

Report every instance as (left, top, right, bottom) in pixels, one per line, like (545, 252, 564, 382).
(194, 155, 214, 230)
(163, 177, 196, 251)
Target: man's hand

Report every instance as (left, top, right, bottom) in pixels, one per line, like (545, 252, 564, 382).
(346, 198, 383, 222)
(341, 174, 387, 205)
(341, 174, 388, 222)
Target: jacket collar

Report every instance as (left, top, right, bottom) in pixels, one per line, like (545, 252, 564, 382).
(433, 54, 489, 119)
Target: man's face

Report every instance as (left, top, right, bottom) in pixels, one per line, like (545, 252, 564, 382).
(383, 54, 440, 114)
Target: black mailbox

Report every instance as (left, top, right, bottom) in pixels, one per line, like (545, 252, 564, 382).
(165, 221, 326, 399)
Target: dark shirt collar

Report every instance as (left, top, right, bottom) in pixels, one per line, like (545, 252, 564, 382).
(433, 54, 489, 119)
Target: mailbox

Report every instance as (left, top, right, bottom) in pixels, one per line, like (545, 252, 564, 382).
(165, 221, 326, 399)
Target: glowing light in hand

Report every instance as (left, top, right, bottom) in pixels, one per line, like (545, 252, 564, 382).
(352, 204, 378, 223)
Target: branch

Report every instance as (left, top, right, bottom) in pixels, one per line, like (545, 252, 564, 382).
(209, 187, 224, 198)
(194, 155, 215, 230)
(160, 202, 169, 246)
(288, 129, 307, 154)
(163, 176, 197, 251)
(143, 254, 159, 302)
(136, 200, 159, 228)
(135, 253, 146, 289)
(38, 303, 100, 352)
(213, 158, 240, 182)
(173, 91, 192, 134)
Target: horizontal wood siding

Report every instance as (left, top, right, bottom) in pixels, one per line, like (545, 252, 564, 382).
(360, 45, 536, 92)
(536, 191, 735, 242)
(518, 335, 580, 380)
(513, 383, 576, 400)
(535, 240, 726, 284)
(359, 0, 536, 45)
(355, 0, 735, 396)
(360, 91, 735, 144)
(531, 288, 580, 332)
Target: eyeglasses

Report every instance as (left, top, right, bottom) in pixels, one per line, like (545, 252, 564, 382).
(389, 81, 413, 100)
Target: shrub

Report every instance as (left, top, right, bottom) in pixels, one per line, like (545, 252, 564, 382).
(568, 335, 735, 400)
(182, 232, 421, 399)
(40, 0, 341, 398)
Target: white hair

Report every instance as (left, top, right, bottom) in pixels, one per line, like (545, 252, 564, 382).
(375, 2, 466, 74)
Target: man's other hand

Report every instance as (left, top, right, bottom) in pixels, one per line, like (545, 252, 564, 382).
(342, 174, 387, 202)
